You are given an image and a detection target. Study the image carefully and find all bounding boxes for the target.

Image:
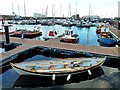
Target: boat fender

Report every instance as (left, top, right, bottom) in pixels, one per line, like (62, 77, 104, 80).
(97, 39, 100, 42)
(52, 74, 56, 81)
(88, 70, 92, 75)
(67, 73, 71, 81)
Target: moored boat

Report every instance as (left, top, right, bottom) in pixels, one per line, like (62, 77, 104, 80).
(43, 29, 59, 41)
(98, 31, 117, 46)
(10, 30, 42, 38)
(10, 26, 42, 38)
(60, 30, 79, 43)
(10, 57, 106, 80)
(96, 26, 102, 34)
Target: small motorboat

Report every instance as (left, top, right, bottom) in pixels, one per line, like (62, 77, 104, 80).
(60, 30, 79, 43)
(98, 31, 117, 46)
(43, 29, 59, 41)
(10, 26, 42, 38)
(10, 57, 106, 80)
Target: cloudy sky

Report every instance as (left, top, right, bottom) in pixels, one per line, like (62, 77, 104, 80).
(0, 0, 119, 18)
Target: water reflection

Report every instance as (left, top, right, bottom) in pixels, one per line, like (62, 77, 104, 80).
(0, 20, 100, 46)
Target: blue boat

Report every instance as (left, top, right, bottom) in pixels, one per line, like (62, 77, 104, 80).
(98, 32, 117, 46)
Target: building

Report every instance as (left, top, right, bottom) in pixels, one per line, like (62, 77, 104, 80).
(118, 1, 120, 17)
(33, 13, 46, 18)
(81, 15, 100, 21)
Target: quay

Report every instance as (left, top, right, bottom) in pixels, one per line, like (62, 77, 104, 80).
(109, 26, 120, 38)
(0, 23, 120, 66)
(0, 29, 120, 65)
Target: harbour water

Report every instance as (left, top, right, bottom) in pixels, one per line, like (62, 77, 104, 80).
(0, 21, 100, 46)
(0, 21, 120, 89)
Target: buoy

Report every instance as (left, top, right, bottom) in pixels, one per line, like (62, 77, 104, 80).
(52, 74, 56, 81)
(67, 74, 71, 81)
(88, 70, 92, 75)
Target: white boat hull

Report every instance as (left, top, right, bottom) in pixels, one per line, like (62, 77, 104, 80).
(11, 58, 105, 78)
(12, 64, 97, 76)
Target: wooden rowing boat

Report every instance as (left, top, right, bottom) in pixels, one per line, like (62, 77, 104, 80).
(10, 57, 106, 80)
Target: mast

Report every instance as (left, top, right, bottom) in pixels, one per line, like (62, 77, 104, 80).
(24, 0, 26, 17)
(60, 3, 62, 17)
(89, 4, 91, 21)
(52, 4, 54, 17)
(89, 4, 91, 16)
(76, 1, 77, 14)
(45, 5, 48, 17)
(52, 4, 55, 17)
(54, 4, 56, 17)
(18, 4, 20, 15)
(68, 3, 71, 17)
(12, 3, 14, 14)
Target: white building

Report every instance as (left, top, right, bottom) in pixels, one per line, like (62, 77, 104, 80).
(118, 1, 120, 17)
(33, 13, 46, 18)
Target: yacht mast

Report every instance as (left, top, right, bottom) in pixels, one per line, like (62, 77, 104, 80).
(89, 4, 91, 16)
(52, 4, 54, 17)
(76, 1, 77, 14)
(60, 3, 62, 17)
(68, 3, 71, 17)
(24, 0, 26, 17)
(89, 4, 91, 21)
(18, 4, 20, 15)
(45, 5, 48, 17)
(54, 4, 56, 17)
(12, 3, 14, 14)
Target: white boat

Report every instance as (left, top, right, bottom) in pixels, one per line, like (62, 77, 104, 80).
(60, 30, 79, 43)
(11, 57, 106, 78)
(43, 29, 59, 40)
